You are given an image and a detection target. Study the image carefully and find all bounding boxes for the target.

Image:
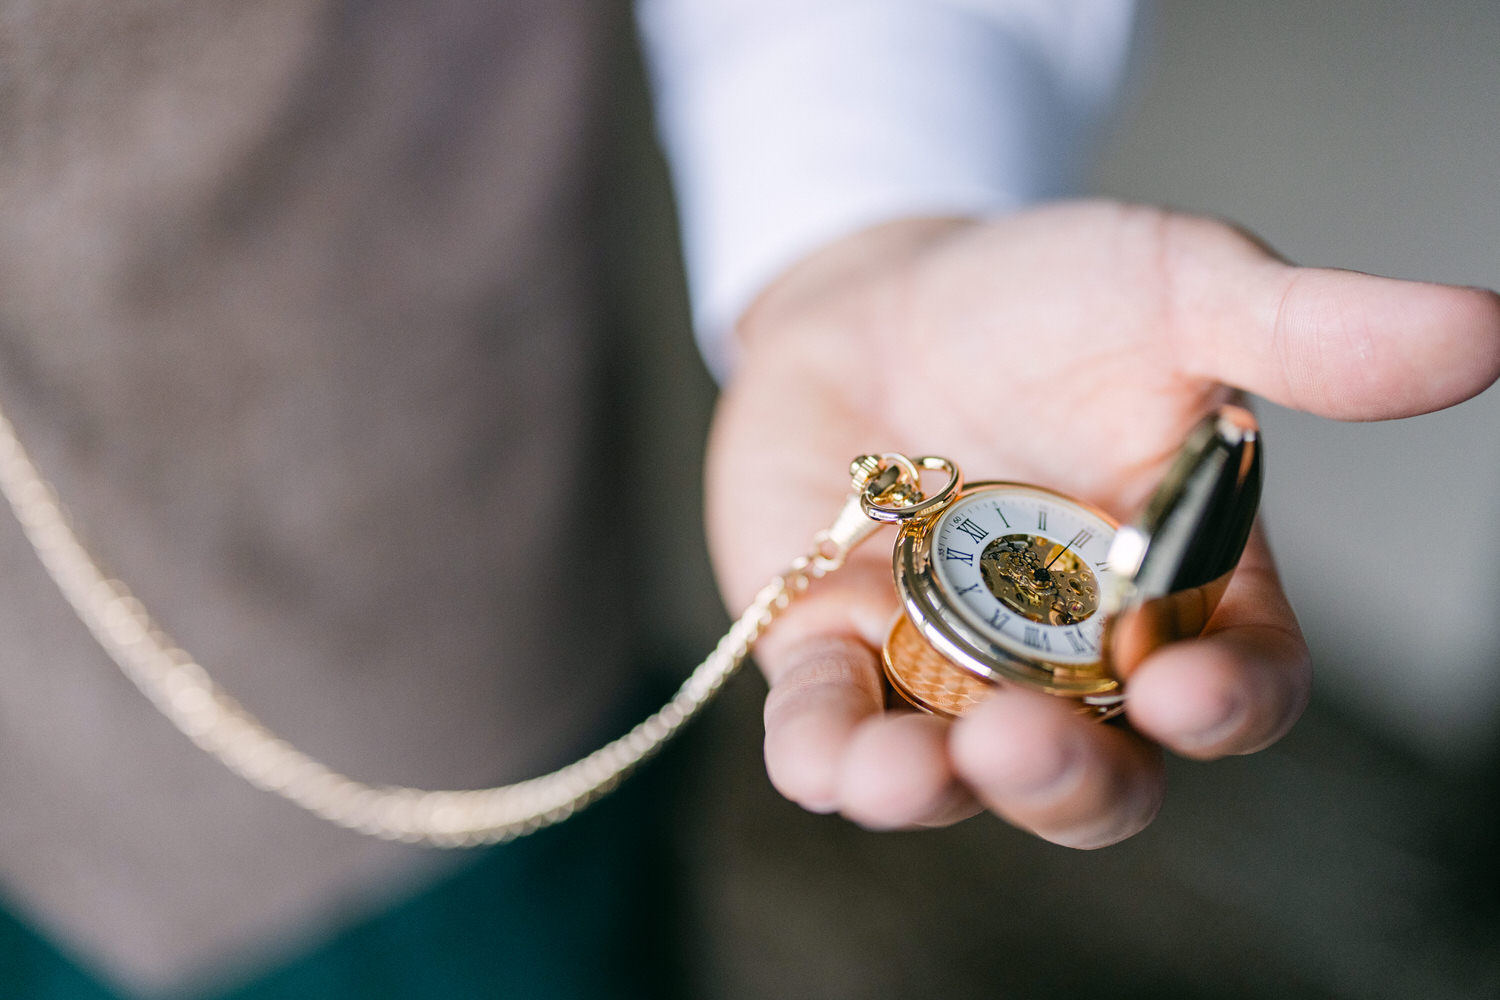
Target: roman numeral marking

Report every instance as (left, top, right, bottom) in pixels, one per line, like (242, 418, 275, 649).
(989, 609, 1010, 631)
(944, 548, 974, 565)
(954, 517, 988, 544)
(957, 583, 981, 595)
(1023, 626, 1051, 651)
(1036, 510, 1048, 532)
(1065, 629, 1095, 654)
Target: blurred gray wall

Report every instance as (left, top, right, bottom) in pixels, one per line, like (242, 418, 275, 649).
(1095, 0, 1500, 764)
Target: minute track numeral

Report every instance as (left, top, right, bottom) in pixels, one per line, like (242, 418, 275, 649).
(953, 517, 988, 544)
(944, 548, 974, 565)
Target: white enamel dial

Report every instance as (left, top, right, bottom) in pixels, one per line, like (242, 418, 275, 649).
(929, 484, 1118, 666)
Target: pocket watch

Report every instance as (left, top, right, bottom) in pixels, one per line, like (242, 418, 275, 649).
(856, 406, 1262, 719)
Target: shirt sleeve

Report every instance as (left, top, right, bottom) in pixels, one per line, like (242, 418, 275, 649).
(635, 0, 1141, 380)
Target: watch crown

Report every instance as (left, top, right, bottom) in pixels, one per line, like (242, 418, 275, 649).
(849, 454, 883, 486)
(851, 453, 962, 523)
(851, 456, 910, 506)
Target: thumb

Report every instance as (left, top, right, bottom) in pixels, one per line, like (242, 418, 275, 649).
(1167, 220, 1500, 420)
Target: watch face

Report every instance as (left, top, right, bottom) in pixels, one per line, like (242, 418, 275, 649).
(928, 485, 1118, 667)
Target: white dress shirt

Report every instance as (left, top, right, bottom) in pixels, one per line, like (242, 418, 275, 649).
(637, 0, 1140, 379)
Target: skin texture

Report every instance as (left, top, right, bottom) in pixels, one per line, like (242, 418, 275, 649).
(706, 201, 1500, 849)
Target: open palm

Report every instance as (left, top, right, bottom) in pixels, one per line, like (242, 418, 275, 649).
(707, 202, 1500, 847)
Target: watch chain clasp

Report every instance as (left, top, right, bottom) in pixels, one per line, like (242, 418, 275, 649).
(852, 453, 962, 523)
(805, 453, 964, 576)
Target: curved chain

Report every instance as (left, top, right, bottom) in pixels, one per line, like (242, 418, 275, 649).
(0, 404, 892, 847)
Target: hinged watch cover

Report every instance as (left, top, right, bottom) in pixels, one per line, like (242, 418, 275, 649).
(1100, 404, 1261, 682)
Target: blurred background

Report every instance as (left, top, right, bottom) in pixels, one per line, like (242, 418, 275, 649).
(1103, 1, 1500, 764)
(618, 2, 1500, 998)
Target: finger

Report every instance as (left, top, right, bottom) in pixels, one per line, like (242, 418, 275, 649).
(1124, 529, 1311, 759)
(1165, 217, 1500, 420)
(760, 634, 885, 813)
(840, 711, 982, 830)
(950, 688, 1165, 850)
(761, 630, 981, 827)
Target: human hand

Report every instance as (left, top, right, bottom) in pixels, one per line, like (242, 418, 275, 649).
(706, 201, 1500, 848)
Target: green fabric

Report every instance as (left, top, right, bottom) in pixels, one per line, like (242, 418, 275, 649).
(0, 913, 109, 1000)
(0, 755, 685, 1000)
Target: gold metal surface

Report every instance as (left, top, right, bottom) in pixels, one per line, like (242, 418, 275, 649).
(854, 453, 961, 523)
(883, 615, 1123, 721)
(980, 534, 1100, 625)
(890, 481, 1123, 699)
(882, 614, 994, 717)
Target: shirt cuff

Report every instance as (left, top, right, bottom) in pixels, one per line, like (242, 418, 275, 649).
(638, 0, 1138, 381)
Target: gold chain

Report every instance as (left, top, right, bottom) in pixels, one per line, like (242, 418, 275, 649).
(0, 404, 902, 847)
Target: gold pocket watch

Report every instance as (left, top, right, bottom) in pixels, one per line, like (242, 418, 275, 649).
(854, 405, 1262, 719)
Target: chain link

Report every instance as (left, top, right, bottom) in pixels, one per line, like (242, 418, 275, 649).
(0, 405, 879, 846)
